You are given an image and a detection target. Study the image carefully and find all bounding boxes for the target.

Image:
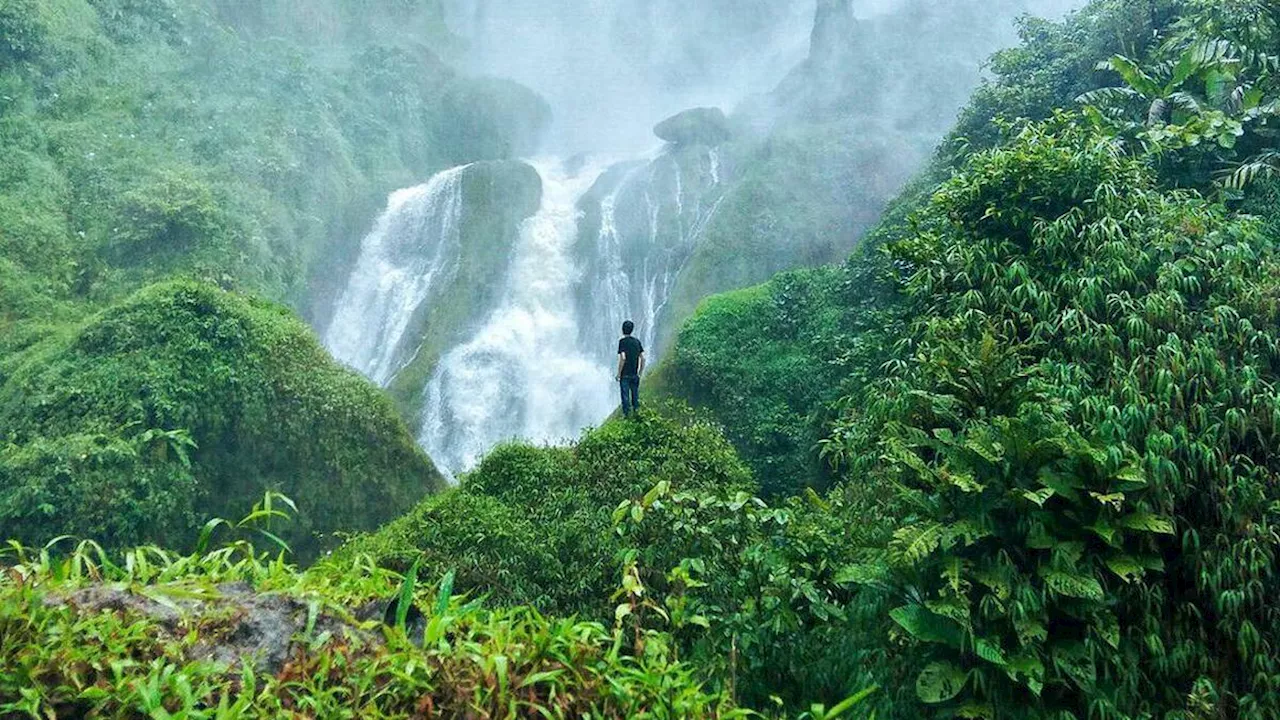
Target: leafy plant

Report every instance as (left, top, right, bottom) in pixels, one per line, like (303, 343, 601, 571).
(827, 120, 1280, 717)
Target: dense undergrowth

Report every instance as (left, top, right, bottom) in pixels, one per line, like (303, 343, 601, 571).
(0, 519, 754, 719)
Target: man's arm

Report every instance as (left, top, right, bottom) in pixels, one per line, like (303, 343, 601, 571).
(617, 352, 625, 380)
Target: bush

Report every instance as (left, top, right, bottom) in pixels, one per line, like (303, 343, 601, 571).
(652, 263, 900, 495)
(827, 120, 1280, 718)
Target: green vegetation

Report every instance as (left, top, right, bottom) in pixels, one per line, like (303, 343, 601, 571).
(0, 0, 538, 558)
(0, 0, 543, 320)
(6, 0, 1280, 716)
(334, 411, 754, 616)
(647, 2, 1280, 715)
(651, 263, 900, 494)
(827, 119, 1280, 718)
(0, 281, 444, 559)
(0, 519, 747, 719)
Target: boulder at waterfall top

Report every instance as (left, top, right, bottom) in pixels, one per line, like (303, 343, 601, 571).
(0, 280, 445, 559)
(654, 107, 733, 146)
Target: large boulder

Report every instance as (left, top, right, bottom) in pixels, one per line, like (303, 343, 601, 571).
(654, 107, 732, 146)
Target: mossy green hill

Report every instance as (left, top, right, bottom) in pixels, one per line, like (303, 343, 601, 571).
(0, 280, 445, 558)
(332, 410, 754, 617)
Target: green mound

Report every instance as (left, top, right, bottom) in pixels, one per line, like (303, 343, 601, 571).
(650, 261, 902, 495)
(332, 410, 754, 616)
(0, 280, 445, 558)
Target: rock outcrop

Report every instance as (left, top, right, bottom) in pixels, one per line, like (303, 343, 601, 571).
(654, 107, 732, 147)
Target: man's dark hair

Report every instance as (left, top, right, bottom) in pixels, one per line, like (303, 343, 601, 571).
(622, 320, 635, 336)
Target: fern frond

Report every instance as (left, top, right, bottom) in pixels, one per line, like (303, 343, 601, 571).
(1221, 151, 1280, 190)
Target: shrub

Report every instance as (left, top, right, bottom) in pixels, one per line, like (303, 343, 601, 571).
(334, 409, 755, 619)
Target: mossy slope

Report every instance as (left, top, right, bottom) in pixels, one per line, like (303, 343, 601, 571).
(333, 411, 754, 617)
(0, 280, 445, 558)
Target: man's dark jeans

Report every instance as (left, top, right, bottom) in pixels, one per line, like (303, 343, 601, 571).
(620, 375, 640, 416)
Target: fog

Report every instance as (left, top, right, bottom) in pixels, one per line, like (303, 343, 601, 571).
(439, 0, 815, 152)
(439, 0, 1087, 154)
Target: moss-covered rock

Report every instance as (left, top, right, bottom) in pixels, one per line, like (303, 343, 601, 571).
(0, 280, 444, 558)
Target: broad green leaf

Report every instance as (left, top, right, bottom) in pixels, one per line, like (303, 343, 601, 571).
(1005, 651, 1046, 695)
(1119, 512, 1175, 534)
(946, 471, 985, 493)
(1014, 616, 1048, 646)
(976, 638, 1007, 666)
(1092, 611, 1121, 650)
(1041, 568, 1104, 601)
(833, 563, 889, 586)
(890, 604, 964, 648)
(1109, 55, 1161, 97)
(891, 523, 945, 563)
(1021, 488, 1055, 507)
(916, 661, 967, 704)
(1104, 555, 1145, 583)
(1053, 642, 1097, 691)
(1089, 492, 1125, 511)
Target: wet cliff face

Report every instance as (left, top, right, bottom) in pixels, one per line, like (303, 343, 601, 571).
(323, 161, 542, 422)
(572, 0, 1090, 358)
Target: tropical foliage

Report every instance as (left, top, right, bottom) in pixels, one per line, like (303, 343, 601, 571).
(0, 510, 747, 720)
(827, 120, 1280, 717)
(6, 0, 1280, 717)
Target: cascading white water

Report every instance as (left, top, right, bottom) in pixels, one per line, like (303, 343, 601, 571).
(420, 158, 617, 476)
(326, 149, 726, 479)
(324, 166, 469, 385)
(587, 148, 725, 353)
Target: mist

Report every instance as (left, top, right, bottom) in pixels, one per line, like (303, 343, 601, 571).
(439, 0, 1086, 154)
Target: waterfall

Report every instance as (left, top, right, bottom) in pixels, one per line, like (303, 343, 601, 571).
(420, 158, 616, 476)
(326, 149, 727, 479)
(324, 166, 469, 385)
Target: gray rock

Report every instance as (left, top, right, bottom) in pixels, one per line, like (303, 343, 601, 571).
(47, 582, 370, 675)
(654, 107, 732, 146)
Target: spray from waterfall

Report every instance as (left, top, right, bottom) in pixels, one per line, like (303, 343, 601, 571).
(420, 158, 616, 477)
(326, 146, 731, 478)
(324, 166, 469, 385)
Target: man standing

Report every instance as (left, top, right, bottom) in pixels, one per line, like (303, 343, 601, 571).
(616, 320, 645, 417)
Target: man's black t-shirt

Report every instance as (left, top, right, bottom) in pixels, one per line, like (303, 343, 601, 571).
(618, 335, 644, 377)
